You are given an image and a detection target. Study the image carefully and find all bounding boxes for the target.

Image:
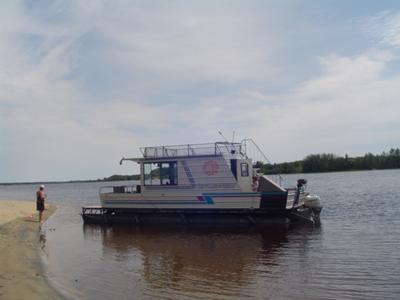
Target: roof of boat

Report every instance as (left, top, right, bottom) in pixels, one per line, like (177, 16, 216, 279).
(121, 142, 247, 163)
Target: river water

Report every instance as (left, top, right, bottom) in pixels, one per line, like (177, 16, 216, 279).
(1, 170, 399, 299)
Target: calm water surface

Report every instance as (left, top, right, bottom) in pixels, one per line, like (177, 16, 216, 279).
(1, 170, 399, 299)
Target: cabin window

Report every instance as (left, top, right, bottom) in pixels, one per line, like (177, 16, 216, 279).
(143, 162, 178, 186)
(240, 163, 249, 177)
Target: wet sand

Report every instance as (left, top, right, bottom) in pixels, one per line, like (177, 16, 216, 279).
(0, 200, 62, 300)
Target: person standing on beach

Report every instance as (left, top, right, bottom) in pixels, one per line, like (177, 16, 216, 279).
(36, 185, 46, 224)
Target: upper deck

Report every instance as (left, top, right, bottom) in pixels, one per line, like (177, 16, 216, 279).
(139, 142, 245, 160)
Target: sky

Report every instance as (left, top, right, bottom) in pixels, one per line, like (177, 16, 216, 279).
(1, 0, 400, 182)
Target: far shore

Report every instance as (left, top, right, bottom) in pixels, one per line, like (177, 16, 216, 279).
(1, 167, 399, 186)
(0, 179, 103, 186)
(0, 200, 62, 300)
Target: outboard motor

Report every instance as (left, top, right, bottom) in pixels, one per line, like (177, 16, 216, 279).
(304, 195, 323, 223)
(292, 178, 323, 225)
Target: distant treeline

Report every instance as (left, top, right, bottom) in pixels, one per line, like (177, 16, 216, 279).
(101, 174, 141, 181)
(258, 148, 400, 174)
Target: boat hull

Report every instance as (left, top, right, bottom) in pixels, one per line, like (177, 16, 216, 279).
(81, 206, 318, 227)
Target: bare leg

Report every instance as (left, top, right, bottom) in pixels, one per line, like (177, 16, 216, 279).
(39, 211, 43, 223)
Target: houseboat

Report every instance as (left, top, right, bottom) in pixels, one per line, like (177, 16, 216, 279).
(81, 139, 322, 226)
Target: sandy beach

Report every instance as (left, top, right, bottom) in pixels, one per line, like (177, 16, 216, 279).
(0, 200, 62, 300)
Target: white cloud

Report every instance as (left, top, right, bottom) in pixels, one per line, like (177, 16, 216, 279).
(90, 3, 274, 84)
(1, 2, 400, 181)
(368, 10, 400, 47)
(247, 53, 400, 160)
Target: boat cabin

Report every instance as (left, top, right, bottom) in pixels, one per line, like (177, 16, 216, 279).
(120, 142, 265, 194)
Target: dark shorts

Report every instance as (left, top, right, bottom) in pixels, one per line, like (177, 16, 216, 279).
(36, 199, 45, 211)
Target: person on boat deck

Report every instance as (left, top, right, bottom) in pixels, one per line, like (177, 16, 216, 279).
(252, 176, 259, 192)
(36, 185, 46, 224)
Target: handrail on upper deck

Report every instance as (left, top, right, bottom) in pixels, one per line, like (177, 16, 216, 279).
(138, 142, 243, 159)
(241, 138, 284, 187)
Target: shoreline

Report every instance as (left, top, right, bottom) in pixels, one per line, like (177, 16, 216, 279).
(0, 200, 63, 300)
(1, 168, 399, 186)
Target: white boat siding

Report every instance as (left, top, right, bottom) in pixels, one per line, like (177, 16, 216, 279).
(100, 191, 293, 210)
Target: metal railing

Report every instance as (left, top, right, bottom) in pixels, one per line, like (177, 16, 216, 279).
(140, 142, 244, 159)
(241, 138, 284, 187)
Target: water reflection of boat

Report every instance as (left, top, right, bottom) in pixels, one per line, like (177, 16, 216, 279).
(82, 224, 296, 294)
(82, 139, 322, 226)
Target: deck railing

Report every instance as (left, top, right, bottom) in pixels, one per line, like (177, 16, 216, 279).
(241, 138, 284, 187)
(140, 142, 244, 159)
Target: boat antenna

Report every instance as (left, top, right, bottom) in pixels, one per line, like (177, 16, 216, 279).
(218, 130, 228, 142)
(218, 131, 236, 154)
(232, 130, 235, 143)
